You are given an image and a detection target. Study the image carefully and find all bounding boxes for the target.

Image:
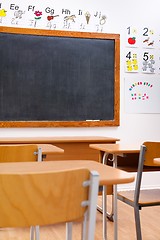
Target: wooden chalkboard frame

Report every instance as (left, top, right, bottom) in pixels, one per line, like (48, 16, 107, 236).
(0, 26, 120, 128)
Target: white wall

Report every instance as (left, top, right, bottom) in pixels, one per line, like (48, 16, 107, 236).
(1, 0, 160, 188)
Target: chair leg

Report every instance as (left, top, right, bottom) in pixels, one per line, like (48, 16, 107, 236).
(30, 226, 35, 240)
(134, 206, 142, 240)
(30, 226, 40, 240)
(66, 222, 72, 240)
(35, 226, 40, 240)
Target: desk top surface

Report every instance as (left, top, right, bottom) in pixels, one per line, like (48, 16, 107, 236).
(0, 160, 134, 186)
(0, 136, 119, 144)
(38, 144, 64, 154)
(90, 143, 140, 154)
(0, 143, 64, 155)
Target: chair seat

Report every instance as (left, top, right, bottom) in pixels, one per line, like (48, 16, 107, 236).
(118, 189, 160, 207)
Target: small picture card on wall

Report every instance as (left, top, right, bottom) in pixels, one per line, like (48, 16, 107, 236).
(141, 49, 156, 73)
(142, 27, 155, 48)
(125, 49, 139, 72)
(126, 26, 138, 48)
(157, 56, 160, 74)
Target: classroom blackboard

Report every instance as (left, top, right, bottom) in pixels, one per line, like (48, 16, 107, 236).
(0, 27, 120, 127)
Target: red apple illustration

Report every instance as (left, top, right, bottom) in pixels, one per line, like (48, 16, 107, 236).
(128, 37, 136, 45)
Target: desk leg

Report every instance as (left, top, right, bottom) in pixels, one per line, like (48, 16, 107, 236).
(113, 184, 118, 240)
(97, 152, 114, 221)
(97, 153, 118, 239)
(105, 153, 118, 240)
(113, 155, 118, 240)
(102, 185, 107, 240)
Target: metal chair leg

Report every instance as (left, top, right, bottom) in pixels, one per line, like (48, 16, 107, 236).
(134, 206, 142, 240)
(30, 226, 35, 240)
(35, 226, 40, 240)
(30, 226, 40, 240)
(66, 222, 72, 240)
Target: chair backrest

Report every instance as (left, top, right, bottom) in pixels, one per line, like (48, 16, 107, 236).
(0, 167, 99, 240)
(0, 144, 42, 162)
(143, 141, 160, 166)
(134, 142, 160, 204)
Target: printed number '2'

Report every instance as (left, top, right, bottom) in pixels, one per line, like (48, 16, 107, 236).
(143, 27, 149, 36)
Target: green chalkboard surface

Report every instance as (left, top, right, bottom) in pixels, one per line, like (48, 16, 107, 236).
(0, 27, 120, 127)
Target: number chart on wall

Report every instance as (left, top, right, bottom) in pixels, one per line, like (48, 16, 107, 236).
(125, 26, 160, 113)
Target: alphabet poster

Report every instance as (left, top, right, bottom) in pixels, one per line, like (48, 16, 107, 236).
(0, 1, 108, 32)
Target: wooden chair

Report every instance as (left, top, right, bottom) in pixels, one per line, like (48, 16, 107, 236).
(117, 142, 160, 240)
(0, 167, 99, 240)
(0, 144, 42, 163)
(0, 144, 42, 240)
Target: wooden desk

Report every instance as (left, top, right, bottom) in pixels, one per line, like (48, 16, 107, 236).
(0, 136, 119, 161)
(0, 160, 134, 185)
(38, 144, 64, 159)
(90, 143, 140, 171)
(89, 143, 140, 238)
(0, 160, 134, 240)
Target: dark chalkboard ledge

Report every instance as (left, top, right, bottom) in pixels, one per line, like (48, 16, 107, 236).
(0, 119, 119, 128)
